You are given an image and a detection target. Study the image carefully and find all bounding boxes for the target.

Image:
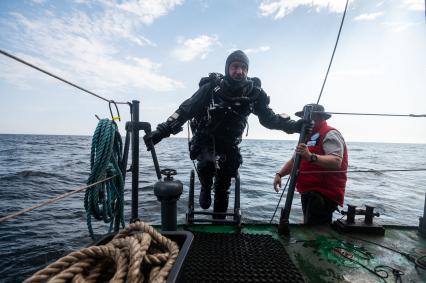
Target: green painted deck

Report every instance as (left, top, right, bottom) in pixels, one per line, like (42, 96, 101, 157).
(179, 224, 426, 282)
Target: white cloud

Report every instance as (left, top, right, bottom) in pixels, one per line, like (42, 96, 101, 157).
(332, 68, 383, 78)
(354, 11, 384, 21)
(101, 0, 184, 25)
(1, 3, 184, 93)
(243, 46, 271, 54)
(127, 57, 162, 71)
(382, 21, 421, 32)
(172, 35, 220, 62)
(259, 0, 350, 19)
(376, 1, 385, 7)
(30, 0, 46, 4)
(402, 0, 424, 11)
(73, 0, 90, 3)
(60, 10, 155, 47)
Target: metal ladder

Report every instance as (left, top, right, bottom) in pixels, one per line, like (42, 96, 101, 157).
(186, 169, 241, 225)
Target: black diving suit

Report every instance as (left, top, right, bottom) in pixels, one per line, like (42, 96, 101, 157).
(150, 73, 302, 217)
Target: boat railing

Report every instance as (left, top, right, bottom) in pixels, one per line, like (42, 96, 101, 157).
(1, 48, 426, 237)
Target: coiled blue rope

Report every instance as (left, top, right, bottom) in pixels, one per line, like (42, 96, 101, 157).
(85, 119, 124, 239)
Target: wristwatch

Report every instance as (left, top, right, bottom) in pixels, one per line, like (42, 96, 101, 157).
(310, 154, 318, 163)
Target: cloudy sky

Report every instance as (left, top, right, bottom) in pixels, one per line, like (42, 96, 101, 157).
(0, 0, 425, 143)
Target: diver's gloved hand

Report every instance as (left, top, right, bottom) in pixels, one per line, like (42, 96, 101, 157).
(294, 119, 314, 135)
(144, 130, 164, 147)
(143, 123, 171, 150)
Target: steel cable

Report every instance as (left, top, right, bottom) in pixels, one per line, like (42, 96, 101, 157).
(321, 111, 426, 117)
(270, 176, 291, 223)
(0, 49, 129, 105)
(0, 176, 116, 223)
(316, 0, 349, 104)
(298, 168, 426, 174)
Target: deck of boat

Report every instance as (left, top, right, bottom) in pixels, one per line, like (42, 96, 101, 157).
(175, 224, 426, 282)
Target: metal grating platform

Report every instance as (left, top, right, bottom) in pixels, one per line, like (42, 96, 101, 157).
(179, 232, 305, 282)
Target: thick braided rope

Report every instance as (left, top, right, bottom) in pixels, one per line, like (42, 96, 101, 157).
(24, 245, 127, 283)
(121, 222, 180, 283)
(24, 221, 180, 283)
(85, 118, 124, 239)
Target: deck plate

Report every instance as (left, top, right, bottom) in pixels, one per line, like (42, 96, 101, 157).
(180, 231, 305, 282)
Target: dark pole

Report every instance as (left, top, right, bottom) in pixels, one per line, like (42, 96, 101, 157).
(148, 139, 162, 180)
(278, 105, 313, 235)
(131, 100, 140, 221)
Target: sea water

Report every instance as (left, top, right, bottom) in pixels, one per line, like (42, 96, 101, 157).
(0, 134, 425, 281)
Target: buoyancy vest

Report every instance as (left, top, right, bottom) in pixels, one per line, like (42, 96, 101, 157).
(191, 73, 262, 143)
(296, 121, 348, 206)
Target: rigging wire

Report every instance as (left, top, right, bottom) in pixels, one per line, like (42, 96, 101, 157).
(321, 111, 426, 117)
(270, 176, 291, 223)
(187, 122, 200, 175)
(0, 49, 129, 105)
(186, 122, 209, 190)
(316, 0, 349, 104)
(298, 168, 426, 174)
(0, 176, 117, 223)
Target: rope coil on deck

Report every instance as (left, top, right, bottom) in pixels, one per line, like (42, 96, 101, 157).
(24, 221, 180, 283)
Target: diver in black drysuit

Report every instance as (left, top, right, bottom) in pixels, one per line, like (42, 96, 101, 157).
(145, 50, 308, 219)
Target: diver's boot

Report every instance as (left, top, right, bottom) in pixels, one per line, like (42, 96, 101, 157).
(199, 187, 212, 209)
(213, 191, 229, 220)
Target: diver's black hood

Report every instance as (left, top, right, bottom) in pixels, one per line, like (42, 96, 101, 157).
(225, 50, 249, 76)
(224, 50, 250, 88)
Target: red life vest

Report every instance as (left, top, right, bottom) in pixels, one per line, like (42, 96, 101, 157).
(296, 121, 348, 206)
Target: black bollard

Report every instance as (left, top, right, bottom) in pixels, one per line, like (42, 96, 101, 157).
(364, 205, 379, 224)
(346, 204, 356, 224)
(154, 169, 183, 231)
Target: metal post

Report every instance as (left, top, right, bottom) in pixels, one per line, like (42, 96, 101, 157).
(148, 140, 162, 180)
(423, 192, 426, 226)
(131, 100, 140, 221)
(234, 172, 241, 224)
(278, 105, 313, 235)
(154, 170, 183, 231)
(160, 201, 178, 231)
(419, 192, 426, 237)
(121, 130, 130, 182)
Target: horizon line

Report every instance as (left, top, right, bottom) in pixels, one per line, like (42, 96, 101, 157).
(0, 132, 425, 145)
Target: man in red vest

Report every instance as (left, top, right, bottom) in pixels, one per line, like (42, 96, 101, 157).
(273, 104, 348, 224)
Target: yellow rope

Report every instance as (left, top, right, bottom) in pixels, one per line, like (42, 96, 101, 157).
(24, 221, 180, 283)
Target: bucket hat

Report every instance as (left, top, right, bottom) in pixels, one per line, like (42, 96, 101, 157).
(295, 104, 331, 120)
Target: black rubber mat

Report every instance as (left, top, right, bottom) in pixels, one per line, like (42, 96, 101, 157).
(179, 232, 305, 282)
